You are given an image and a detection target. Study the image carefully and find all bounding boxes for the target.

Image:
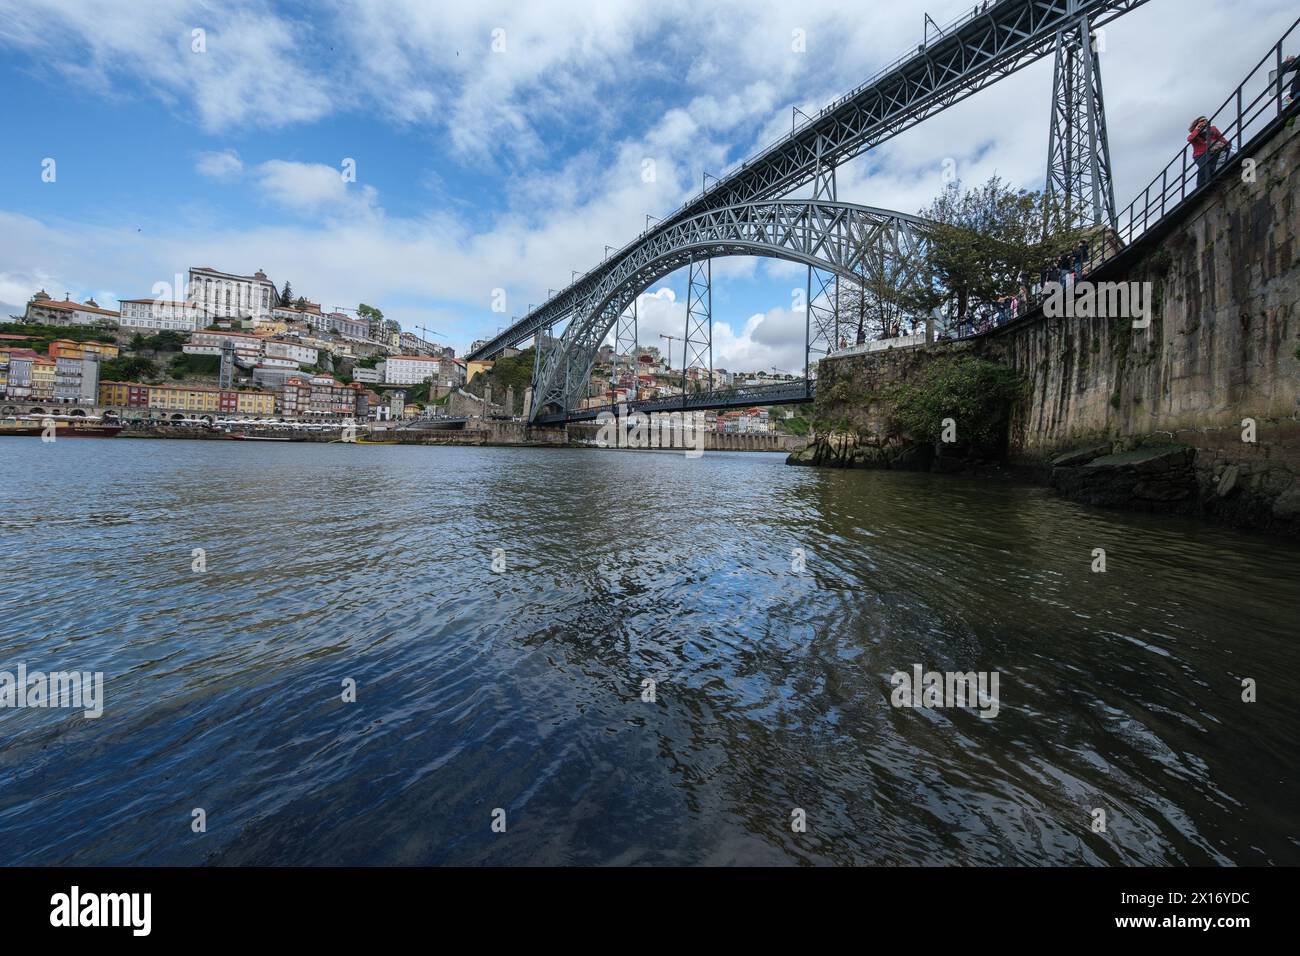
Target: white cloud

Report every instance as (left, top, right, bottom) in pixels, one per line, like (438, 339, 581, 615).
(1, 0, 1296, 359)
(0, 0, 332, 131)
(196, 149, 243, 181)
(252, 161, 381, 218)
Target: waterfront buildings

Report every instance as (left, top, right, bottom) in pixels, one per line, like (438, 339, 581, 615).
(54, 354, 99, 404)
(97, 380, 275, 417)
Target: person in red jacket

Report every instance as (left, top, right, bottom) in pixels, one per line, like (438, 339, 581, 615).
(1188, 116, 1230, 189)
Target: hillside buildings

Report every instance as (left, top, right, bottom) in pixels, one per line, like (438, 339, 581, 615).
(118, 298, 206, 332)
(23, 291, 121, 327)
(187, 266, 278, 325)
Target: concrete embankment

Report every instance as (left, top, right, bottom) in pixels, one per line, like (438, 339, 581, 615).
(121, 418, 800, 452)
(792, 113, 1300, 537)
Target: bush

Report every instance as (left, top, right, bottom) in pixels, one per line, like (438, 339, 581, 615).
(890, 356, 1023, 450)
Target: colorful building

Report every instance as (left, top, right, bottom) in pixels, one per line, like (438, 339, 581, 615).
(48, 338, 120, 361)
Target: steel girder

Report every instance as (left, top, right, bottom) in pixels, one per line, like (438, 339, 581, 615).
(1044, 14, 1118, 230)
(530, 200, 933, 419)
(468, 0, 1151, 363)
(682, 257, 712, 392)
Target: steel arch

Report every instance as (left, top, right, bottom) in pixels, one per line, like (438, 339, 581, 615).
(531, 200, 934, 419)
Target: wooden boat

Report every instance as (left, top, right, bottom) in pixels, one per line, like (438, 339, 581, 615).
(0, 415, 122, 438)
(226, 432, 292, 441)
(354, 437, 400, 444)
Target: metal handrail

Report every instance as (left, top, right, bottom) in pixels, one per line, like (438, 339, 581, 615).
(1113, 15, 1299, 253)
(928, 16, 1300, 341)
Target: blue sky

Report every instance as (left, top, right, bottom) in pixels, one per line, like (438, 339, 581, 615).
(0, 0, 1294, 371)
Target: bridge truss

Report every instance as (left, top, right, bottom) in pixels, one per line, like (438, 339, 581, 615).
(463, 0, 1153, 422)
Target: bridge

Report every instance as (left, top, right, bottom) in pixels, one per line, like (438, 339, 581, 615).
(468, 0, 1295, 425)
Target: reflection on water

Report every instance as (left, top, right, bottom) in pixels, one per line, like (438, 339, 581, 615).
(0, 439, 1297, 865)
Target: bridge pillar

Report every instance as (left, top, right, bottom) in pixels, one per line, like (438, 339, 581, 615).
(806, 136, 840, 382)
(614, 296, 638, 400)
(1044, 13, 1117, 232)
(683, 256, 712, 395)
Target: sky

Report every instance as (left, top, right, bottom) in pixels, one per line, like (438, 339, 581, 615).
(0, 0, 1295, 373)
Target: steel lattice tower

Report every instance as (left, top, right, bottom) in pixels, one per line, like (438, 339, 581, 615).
(1044, 14, 1117, 232)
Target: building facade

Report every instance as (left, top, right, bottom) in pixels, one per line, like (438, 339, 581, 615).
(383, 355, 441, 385)
(118, 298, 206, 331)
(187, 267, 278, 325)
(23, 291, 121, 327)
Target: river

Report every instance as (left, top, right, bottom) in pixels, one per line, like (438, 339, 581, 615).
(0, 438, 1296, 865)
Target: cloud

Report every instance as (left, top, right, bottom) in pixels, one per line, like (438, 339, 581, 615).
(196, 149, 243, 181)
(2, 0, 1297, 358)
(0, 0, 333, 131)
(252, 161, 381, 218)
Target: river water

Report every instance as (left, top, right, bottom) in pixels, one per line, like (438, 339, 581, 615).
(0, 438, 1296, 865)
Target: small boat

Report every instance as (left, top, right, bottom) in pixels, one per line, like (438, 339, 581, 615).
(354, 437, 400, 445)
(226, 432, 292, 441)
(0, 415, 123, 438)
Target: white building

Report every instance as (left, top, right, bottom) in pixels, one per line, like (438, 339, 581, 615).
(23, 291, 121, 327)
(350, 366, 382, 384)
(381, 355, 442, 385)
(329, 312, 369, 340)
(53, 355, 100, 404)
(264, 340, 319, 367)
(187, 267, 279, 324)
(118, 298, 206, 332)
(183, 330, 264, 363)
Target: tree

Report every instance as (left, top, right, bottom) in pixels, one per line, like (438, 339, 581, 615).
(357, 303, 383, 323)
(101, 355, 157, 382)
(280, 281, 293, 303)
(916, 176, 1088, 324)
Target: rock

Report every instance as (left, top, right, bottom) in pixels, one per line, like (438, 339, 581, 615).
(1272, 487, 1300, 518)
(1052, 442, 1197, 512)
(1217, 463, 1240, 496)
(1050, 443, 1112, 468)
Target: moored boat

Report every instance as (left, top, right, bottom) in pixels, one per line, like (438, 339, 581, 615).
(0, 415, 123, 438)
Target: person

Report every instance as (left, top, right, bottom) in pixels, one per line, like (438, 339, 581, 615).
(1188, 116, 1231, 189)
(838, 336, 847, 351)
(1057, 250, 1075, 289)
(1281, 56, 1300, 109)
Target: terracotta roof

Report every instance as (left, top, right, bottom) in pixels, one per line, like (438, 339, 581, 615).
(31, 297, 120, 317)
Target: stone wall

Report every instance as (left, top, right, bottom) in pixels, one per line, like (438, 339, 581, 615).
(798, 114, 1300, 535)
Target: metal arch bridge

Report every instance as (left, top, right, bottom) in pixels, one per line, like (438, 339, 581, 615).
(466, 0, 1153, 421)
(532, 201, 933, 419)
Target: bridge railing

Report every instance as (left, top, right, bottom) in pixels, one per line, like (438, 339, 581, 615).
(1114, 15, 1300, 251)
(927, 16, 1300, 343)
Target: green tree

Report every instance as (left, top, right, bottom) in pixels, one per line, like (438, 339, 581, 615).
(917, 176, 1087, 323)
(890, 355, 1024, 451)
(101, 355, 158, 382)
(280, 281, 293, 303)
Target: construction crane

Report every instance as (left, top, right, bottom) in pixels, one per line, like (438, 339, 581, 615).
(658, 333, 679, 373)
